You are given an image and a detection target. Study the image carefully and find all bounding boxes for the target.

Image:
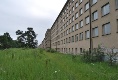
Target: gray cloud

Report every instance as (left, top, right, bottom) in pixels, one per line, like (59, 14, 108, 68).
(0, 0, 67, 44)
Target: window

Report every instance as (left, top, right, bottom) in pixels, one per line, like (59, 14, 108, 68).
(116, 0, 118, 9)
(91, 0, 97, 5)
(69, 18, 71, 24)
(75, 48, 77, 54)
(67, 21, 68, 26)
(69, 10, 72, 15)
(79, 20, 83, 28)
(117, 19, 118, 32)
(102, 3, 110, 16)
(72, 48, 73, 54)
(67, 13, 68, 18)
(92, 27, 98, 37)
(79, 0, 83, 4)
(80, 48, 83, 53)
(64, 39, 65, 44)
(66, 38, 68, 43)
(85, 2, 89, 11)
(85, 30, 90, 39)
(72, 26, 75, 32)
(75, 23, 79, 30)
(72, 36, 74, 42)
(72, 6, 75, 12)
(92, 11, 98, 21)
(69, 37, 71, 43)
(69, 2, 71, 6)
(72, 16, 74, 22)
(102, 22, 111, 35)
(66, 29, 68, 35)
(79, 8, 83, 15)
(75, 2, 78, 8)
(85, 16, 90, 24)
(69, 28, 71, 33)
(69, 48, 70, 53)
(79, 32, 83, 40)
(75, 12, 78, 19)
(75, 34, 78, 42)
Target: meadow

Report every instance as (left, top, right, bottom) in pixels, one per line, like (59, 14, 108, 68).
(0, 48, 118, 80)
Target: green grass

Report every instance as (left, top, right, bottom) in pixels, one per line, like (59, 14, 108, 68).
(0, 48, 118, 80)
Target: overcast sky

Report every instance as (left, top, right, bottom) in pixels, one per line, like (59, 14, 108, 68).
(0, 0, 67, 44)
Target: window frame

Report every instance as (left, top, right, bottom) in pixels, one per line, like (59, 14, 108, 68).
(102, 22, 111, 36)
(101, 3, 110, 17)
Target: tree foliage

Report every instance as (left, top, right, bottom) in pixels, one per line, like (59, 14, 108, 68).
(0, 32, 19, 49)
(16, 27, 38, 48)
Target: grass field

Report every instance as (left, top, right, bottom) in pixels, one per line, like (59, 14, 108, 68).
(0, 48, 118, 80)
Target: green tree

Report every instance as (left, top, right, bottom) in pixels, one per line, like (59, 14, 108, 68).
(16, 27, 38, 48)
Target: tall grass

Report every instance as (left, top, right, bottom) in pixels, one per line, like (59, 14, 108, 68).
(0, 48, 118, 80)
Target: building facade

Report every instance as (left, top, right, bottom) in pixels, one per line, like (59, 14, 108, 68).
(45, 29, 51, 49)
(40, 0, 118, 54)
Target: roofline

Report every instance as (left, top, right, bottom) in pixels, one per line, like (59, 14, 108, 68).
(51, 0, 70, 29)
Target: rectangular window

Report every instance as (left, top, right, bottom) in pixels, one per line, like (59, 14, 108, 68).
(92, 0, 97, 5)
(72, 26, 75, 32)
(69, 10, 72, 15)
(67, 21, 68, 26)
(69, 18, 71, 24)
(69, 37, 71, 43)
(102, 22, 111, 35)
(75, 23, 78, 30)
(72, 36, 74, 42)
(75, 2, 78, 8)
(75, 48, 77, 54)
(79, 0, 83, 4)
(102, 3, 110, 16)
(85, 2, 89, 11)
(67, 13, 68, 18)
(85, 30, 90, 39)
(79, 32, 83, 40)
(85, 16, 90, 24)
(69, 28, 71, 33)
(66, 29, 68, 35)
(80, 48, 83, 53)
(64, 39, 65, 44)
(72, 6, 75, 12)
(72, 48, 73, 54)
(92, 11, 98, 21)
(117, 19, 118, 33)
(75, 34, 78, 42)
(69, 48, 70, 53)
(93, 27, 98, 37)
(116, 0, 118, 9)
(79, 20, 83, 28)
(72, 16, 74, 22)
(75, 12, 78, 19)
(79, 8, 83, 16)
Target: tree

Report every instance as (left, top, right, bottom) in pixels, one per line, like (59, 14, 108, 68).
(16, 27, 38, 48)
(0, 32, 14, 49)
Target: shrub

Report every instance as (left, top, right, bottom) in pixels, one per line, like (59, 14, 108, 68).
(81, 45, 104, 63)
(46, 48, 57, 53)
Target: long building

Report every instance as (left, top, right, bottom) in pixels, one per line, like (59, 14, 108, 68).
(40, 0, 118, 54)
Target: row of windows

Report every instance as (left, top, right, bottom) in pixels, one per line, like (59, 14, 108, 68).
(62, 0, 98, 23)
(53, 20, 118, 46)
(62, 0, 98, 16)
(61, 0, 118, 32)
(57, 48, 83, 54)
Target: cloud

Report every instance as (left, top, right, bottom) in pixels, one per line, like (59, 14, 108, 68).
(0, 0, 67, 44)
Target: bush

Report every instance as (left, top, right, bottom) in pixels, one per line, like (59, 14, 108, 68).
(81, 45, 104, 63)
(46, 48, 57, 53)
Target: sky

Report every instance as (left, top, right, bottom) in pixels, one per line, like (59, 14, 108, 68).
(0, 0, 67, 44)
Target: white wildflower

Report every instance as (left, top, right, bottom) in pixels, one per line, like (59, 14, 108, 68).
(54, 71, 57, 73)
